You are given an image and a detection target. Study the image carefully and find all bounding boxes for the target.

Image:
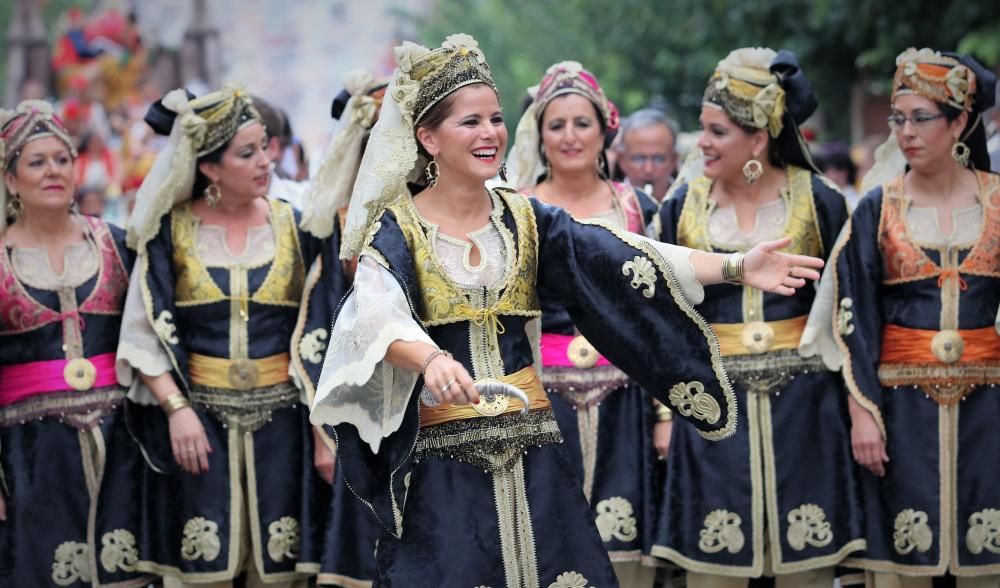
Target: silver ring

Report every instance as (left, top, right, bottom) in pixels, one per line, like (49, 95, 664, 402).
(187, 448, 196, 454)
(442, 378, 457, 391)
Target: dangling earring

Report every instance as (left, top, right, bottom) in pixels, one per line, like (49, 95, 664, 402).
(951, 141, 971, 167)
(424, 159, 440, 187)
(204, 182, 222, 207)
(742, 159, 763, 185)
(596, 154, 609, 180)
(498, 161, 508, 183)
(6, 193, 23, 221)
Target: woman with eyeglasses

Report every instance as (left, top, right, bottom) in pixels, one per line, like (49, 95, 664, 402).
(651, 48, 862, 588)
(825, 48, 1000, 587)
(506, 62, 664, 587)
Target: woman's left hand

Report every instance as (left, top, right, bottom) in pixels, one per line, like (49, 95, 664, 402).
(743, 237, 824, 295)
(312, 426, 336, 485)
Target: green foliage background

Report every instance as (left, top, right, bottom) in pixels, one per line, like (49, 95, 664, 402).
(414, 0, 1000, 140)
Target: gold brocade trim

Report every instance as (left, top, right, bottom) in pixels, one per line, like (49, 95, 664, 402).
(387, 189, 541, 328)
(414, 410, 562, 474)
(419, 366, 549, 428)
(172, 199, 306, 307)
(189, 382, 299, 432)
(878, 362, 999, 404)
(493, 455, 540, 588)
(676, 166, 824, 258)
(595, 497, 639, 543)
(58, 287, 84, 359)
(723, 349, 827, 395)
(188, 352, 291, 390)
(578, 403, 599, 503)
(0, 386, 125, 429)
(577, 215, 737, 441)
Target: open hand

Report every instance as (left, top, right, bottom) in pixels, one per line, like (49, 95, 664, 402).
(850, 407, 889, 477)
(169, 404, 212, 475)
(743, 237, 824, 296)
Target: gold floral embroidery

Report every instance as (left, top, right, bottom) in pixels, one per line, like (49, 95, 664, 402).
(171, 203, 227, 304)
(595, 497, 639, 543)
(786, 504, 834, 551)
(621, 255, 656, 298)
(893, 509, 933, 555)
(154, 310, 180, 345)
(966, 508, 1000, 555)
(253, 200, 306, 306)
(99, 529, 139, 573)
(52, 541, 92, 586)
(837, 297, 855, 336)
(698, 509, 745, 554)
(266, 516, 300, 563)
(180, 516, 222, 561)
(298, 327, 328, 364)
(668, 381, 721, 424)
(547, 571, 595, 588)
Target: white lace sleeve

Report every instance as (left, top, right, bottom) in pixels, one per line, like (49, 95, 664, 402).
(799, 225, 849, 370)
(310, 256, 434, 454)
(638, 236, 705, 305)
(116, 262, 173, 404)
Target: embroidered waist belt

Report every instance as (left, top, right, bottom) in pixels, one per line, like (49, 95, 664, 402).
(420, 366, 550, 428)
(0, 352, 118, 406)
(188, 352, 290, 390)
(878, 325, 1000, 404)
(540, 333, 611, 369)
(879, 325, 1000, 365)
(710, 315, 807, 356)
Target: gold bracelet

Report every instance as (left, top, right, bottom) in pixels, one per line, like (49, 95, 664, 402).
(654, 400, 673, 422)
(160, 394, 191, 417)
(722, 252, 745, 283)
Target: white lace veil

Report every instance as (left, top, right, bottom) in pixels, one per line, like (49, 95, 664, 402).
(300, 70, 383, 239)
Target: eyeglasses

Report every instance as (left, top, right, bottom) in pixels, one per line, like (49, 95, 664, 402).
(627, 154, 670, 166)
(887, 112, 946, 131)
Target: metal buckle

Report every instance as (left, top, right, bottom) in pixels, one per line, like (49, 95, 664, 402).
(567, 335, 600, 369)
(741, 321, 775, 355)
(228, 359, 260, 390)
(64, 357, 97, 391)
(931, 330, 964, 364)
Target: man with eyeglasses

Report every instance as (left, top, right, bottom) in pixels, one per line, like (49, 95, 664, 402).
(615, 108, 680, 202)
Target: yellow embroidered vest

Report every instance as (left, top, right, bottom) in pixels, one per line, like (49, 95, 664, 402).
(385, 189, 541, 327)
(172, 198, 306, 306)
(676, 165, 825, 257)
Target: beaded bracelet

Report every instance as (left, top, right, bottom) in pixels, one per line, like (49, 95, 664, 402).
(419, 349, 452, 374)
(161, 394, 191, 417)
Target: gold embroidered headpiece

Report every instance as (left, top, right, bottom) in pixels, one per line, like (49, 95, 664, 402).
(405, 34, 498, 124)
(892, 48, 977, 112)
(0, 100, 77, 171)
(703, 48, 786, 137)
(186, 84, 262, 156)
(533, 61, 619, 131)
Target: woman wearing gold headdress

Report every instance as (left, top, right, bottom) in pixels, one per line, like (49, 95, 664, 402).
(507, 61, 662, 588)
(311, 34, 825, 587)
(826, 48, 1000, 587)
(651, 48, 861, 588)
(114, 85, 350, 587)
(0, 101, 148, 587)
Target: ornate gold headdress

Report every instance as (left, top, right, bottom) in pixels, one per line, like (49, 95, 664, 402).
(340, 34, 499, 260)
(128, 83, 262, 249)
(703, 48, 786, 138)
(1, 100, 78, 232)
(892, 48, 976, 112)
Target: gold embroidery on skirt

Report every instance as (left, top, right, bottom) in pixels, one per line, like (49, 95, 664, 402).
(52, 541, 92, 586)
(266, 516, 300, 563)
(100, 529, 139, 573)
(893, 509, 933, 555)
(966, 509, 1000, 555)
(180, 516, 222, 561)
(595, 497, 639, 543)
(786, 504, 834, 551)
(547, 571, 596, 588)
(698, 509, 746, 554)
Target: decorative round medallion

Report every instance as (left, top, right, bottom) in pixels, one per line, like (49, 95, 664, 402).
(228, 359, 260, 390)
(567, 335, 600, 369)
(931, 330, 964, 364)
(64, 358, 97, 391)
(740, 321, 775, 355)
(472, 379, 510, 416)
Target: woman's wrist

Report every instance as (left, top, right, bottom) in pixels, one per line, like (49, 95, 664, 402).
(419, 348, 452, 374)
(160, 393, 191, 417)
(722, 252, 745, 283)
